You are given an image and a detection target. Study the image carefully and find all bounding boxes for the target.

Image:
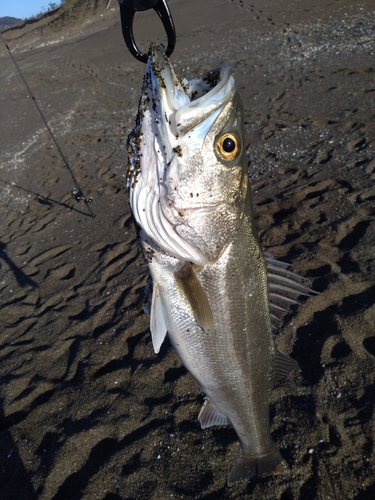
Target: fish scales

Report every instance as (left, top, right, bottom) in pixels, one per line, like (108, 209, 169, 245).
(144, 194, 281, 483)
(127, 45, 312, 484)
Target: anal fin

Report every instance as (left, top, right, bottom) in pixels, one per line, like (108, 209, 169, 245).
(198, 399, 230, 429)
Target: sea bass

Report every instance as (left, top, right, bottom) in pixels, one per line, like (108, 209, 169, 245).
(127, 45, 310, 484)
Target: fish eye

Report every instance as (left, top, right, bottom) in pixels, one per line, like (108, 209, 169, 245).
(215, 132, 241, 162)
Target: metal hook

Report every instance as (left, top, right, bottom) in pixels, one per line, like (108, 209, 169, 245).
(118, 0, 176, 63)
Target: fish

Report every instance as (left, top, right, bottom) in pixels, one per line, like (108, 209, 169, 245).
(126, 45, 313, 484)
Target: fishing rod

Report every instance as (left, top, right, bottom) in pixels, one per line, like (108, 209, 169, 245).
(0, 32, 95, 218)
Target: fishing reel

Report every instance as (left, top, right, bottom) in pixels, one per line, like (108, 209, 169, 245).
(71, 188, 93, 204)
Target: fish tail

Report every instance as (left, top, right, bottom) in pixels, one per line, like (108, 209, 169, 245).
(227, 443, 283, 485)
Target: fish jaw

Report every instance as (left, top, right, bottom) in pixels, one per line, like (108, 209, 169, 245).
(127, 45, 249, 264)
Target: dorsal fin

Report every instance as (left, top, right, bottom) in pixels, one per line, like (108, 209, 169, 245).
(275, 349, 298, 382)
(198, 399, 230, 428)
(174, 262, 215, 334)
(264, 252, 317, 330)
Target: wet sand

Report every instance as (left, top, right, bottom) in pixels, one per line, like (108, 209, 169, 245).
(1, 0, 375, 498)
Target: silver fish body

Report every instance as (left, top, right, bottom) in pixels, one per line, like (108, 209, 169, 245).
(127, 45, 306, 484)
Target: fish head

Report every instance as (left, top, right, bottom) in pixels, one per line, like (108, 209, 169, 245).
(127, 45, 249, 265)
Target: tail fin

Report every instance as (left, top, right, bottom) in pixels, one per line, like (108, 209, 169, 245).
(227, 443, 283, 485)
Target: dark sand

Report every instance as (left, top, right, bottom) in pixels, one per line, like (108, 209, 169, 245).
(1, 0, 375, 498)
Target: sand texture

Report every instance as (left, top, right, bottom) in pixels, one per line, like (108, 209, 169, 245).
(1, 0, 375, 498)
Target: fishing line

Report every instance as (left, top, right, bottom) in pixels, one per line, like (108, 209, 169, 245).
(0, 33, 95, 218)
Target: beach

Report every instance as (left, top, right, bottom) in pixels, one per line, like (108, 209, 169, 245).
(0, 0, 375, 498)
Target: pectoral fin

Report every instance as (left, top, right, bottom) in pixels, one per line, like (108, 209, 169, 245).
(150, 282, 168, 354)
(174, 262, 214, 334)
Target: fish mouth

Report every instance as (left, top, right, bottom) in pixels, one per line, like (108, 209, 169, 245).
(150, 44, 236, 143)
